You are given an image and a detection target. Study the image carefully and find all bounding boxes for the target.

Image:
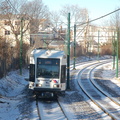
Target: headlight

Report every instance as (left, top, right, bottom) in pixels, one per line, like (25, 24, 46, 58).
(53, 84, 59, 88)
(53, 85, 57, 88)
(36, 83, 42, 87)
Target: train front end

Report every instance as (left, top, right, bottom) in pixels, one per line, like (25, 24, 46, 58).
(28, 49, 67, 97)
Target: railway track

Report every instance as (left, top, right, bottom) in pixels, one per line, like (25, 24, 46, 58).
(33, 59, 119, 120)
(90, 63, 120, 106)
(77, 60, 120, 120)
(36, 97, 68, 120)
(34, 60, 106, 120)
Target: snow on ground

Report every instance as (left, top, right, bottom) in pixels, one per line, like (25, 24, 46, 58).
(93, 62, 120, 97)
(0, 55, 119, 120)
(102, 63, 120, 90)
(0, 69, 34, 120)
(71, 55, 112, 64)
(0, 70, 28, 97)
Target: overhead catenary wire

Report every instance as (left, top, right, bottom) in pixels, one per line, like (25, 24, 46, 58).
(77, 8, 120, 26)
(73, 8, 120, 39)
(6, 0, 19, 13)
(6, 0, 28, 14)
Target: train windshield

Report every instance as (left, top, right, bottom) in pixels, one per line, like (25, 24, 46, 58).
(37, 58, 60, 78)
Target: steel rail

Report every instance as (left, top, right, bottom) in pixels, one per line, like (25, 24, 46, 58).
(90, 63, 120, 106)
(77, 60, 120, 120)
(36, 97, 68, 120)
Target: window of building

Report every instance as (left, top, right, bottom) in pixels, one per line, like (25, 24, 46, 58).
(4, 20, 10, 25)
(15, 21, 20, 25)
(5, 30, 10, 35)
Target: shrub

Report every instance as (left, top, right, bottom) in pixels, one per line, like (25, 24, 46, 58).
(101, 43, 112, 55)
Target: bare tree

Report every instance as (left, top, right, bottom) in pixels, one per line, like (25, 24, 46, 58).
(59, 4, 89, 55)
(0, 0, 30, 44)
(0, 0, 50, 41)
(0, 0, 26, 14)
(110, 9, 120, 29)
(20, 0, 50, 33)
(19, 0, 50, 60)
(49, 11, 62, 29)
(60, 4, 89, 25)
(0, 0, 51, 73)
(110, 9, 120, 59)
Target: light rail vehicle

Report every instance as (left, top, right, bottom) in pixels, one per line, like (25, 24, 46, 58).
(28, 48, 67, 98)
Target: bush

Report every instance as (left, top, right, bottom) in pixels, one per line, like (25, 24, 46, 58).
(0, 36, 12, 77)
(70, 44, 85, 58)
(0, 36, 29, 78)
(101, 44, 112, 55)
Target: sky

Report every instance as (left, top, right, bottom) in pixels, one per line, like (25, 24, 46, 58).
(43, 0, 120, 25)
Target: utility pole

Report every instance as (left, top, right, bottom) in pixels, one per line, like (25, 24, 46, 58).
(112, 31, 116, 69)
(20, 17, 23, 75)
(67, 13, 70, 90)
(116, 28, 119, 78)
(73, 24, 76, 70)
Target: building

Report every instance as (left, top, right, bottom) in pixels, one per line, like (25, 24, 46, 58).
(72, 24, 115, 53)
(0, 14, 30, 46)
(30, 27, 67, 50)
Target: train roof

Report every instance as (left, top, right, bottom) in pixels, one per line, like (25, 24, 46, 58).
(31, 49, 66, 59)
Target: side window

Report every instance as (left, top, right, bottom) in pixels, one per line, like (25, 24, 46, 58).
(29, 64, 35, 82)
(61, 65, 66, 83)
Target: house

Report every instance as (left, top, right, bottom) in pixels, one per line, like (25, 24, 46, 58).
(72, 24, 115, 53)
(30, 27, 67, 50)
(0, 14, 30, 46)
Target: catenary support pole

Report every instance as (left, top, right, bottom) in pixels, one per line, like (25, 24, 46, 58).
(20, 17, 23, 75)
(67, 13, 70, 90)
(116, 29, 119, 78)
(97, 30, 100, 61)
(112, 31, 116, 69)
(73, 24, 76, 70)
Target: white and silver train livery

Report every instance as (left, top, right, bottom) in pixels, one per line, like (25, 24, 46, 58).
(29, 48, 67, 97)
